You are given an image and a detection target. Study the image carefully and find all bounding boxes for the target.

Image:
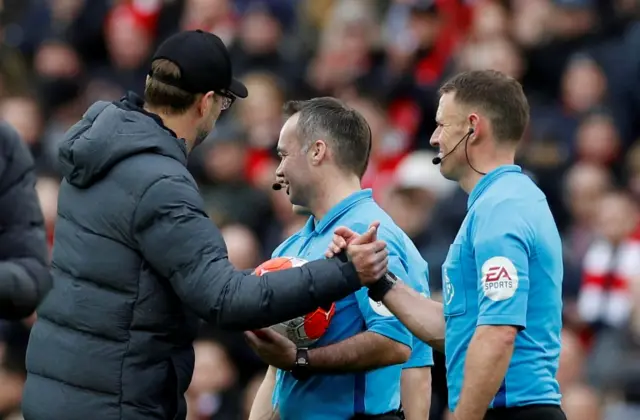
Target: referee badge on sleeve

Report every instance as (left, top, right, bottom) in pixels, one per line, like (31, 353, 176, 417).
(481, 257, 518, 301)
(369, 298, 394, 317)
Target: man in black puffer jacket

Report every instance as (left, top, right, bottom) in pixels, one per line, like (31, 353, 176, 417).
(22, 31, 389, 420)
(0, 122, 51, 320)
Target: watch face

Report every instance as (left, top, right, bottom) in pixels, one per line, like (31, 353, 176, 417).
(295, 348, 309, 367)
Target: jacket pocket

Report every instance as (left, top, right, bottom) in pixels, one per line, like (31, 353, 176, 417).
(442, 244, 467, 317)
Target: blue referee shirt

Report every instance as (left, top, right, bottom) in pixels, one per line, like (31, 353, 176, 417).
(271, 189, 433, 420)
(443, 165, 563, 411)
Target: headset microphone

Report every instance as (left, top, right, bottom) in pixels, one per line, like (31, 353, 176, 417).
(432, 128, 474, 165)
(272, 183, 283, 191)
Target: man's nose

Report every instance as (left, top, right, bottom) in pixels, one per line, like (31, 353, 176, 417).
(429, 133, 439, 148)
(275, 163, 284, 178)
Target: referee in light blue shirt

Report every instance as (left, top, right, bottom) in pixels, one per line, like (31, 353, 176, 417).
(328, 70, 567, 420)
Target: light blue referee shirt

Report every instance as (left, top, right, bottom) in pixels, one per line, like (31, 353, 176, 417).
(271, 189, 433, 420)
(442, 165, 563, 411)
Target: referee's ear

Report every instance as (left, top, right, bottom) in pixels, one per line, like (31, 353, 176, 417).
(309, 140, 327, 166)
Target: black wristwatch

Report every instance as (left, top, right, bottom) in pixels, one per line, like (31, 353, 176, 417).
(368, 272, 398, 302)
(291, 347, 311, 381)
(334, 251, 398, 301)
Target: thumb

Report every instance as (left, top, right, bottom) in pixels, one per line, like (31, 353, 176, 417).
(351, 221, 379, 245)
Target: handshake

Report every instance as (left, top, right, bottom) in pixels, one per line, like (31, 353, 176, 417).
(327, 221, 388, 286)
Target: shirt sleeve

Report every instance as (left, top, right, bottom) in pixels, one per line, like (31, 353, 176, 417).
(404, 334, 434, 368)
(472, 202, 532, 329)
(353, 224, 412, 349)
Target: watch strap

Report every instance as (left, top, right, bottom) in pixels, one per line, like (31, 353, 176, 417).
(368, 271, 398, 302)
(291, 347, 311, 381)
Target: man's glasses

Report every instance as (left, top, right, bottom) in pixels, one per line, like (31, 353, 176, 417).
(216, 90, 236, 111)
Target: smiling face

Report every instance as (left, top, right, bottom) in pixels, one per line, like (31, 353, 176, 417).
(430, 92, 471, 181)
(275, 114, 316, 207)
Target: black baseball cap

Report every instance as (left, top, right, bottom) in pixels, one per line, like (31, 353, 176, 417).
(150, 30, 248, 98)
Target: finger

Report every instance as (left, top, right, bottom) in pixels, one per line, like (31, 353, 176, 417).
(373, 257, 389, 277)
(351, 222, 379, 245)
(368, 249, 388, 270)
(244, 331, 260, 347)
(368, 221, 381, 231)
(259, 328, 282, 342)
(372, 240, 387, 253)
(251, 329, 270, 340)
(325, 240, 345, 258)
(334, 226, 357, 241)
(333, 235, 347, 249)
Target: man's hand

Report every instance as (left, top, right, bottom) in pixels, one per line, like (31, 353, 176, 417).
(330, 222, 387, 286)
(325, 226, 359, 258)
(244, 328, 297, 370)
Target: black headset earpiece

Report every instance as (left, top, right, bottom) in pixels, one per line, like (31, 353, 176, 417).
(468, 127, 475, 134)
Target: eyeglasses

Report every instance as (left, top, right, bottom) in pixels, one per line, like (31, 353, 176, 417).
(216, 90, 236, 111)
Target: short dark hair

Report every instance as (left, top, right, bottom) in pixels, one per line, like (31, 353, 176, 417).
(439, 70, 529, 143)
(144, 59, 198, 114)
(283, 97, 372, 178)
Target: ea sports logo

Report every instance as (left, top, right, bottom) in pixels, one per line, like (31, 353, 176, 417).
(481, 256, 518, 301)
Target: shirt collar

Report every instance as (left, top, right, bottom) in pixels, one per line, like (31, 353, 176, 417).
(467, 165, 521, 210)
(307, 189, 373, 234)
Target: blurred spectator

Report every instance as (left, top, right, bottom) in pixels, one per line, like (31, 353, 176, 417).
(380, 150, 457, 289)
(34, 176, 60, 258)
(186, 339, 241, 420)
(626, 141, 640, 200)
(577, 190, 640, 417)
(562, 162, 613, 264)
(563, 384, 602, 420)
(575, 111, 621, 168)
(221, 224, 261, 271)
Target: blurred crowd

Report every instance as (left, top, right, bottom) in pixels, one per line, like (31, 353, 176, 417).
(0, 0, 639, 419)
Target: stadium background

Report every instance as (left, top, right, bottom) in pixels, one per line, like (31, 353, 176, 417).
(0, 0, 639, 419)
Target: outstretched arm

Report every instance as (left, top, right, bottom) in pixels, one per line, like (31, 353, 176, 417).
(133, 176, 388, 330)
(326, 227, 445, 352)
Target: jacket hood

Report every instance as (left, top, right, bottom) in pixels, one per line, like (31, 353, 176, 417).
(58, 92, 188, 188)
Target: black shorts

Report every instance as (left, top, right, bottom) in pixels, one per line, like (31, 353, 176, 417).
(484, 404, 566, 420)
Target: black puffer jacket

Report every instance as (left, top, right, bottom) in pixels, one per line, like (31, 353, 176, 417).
(22, 93, 361, 420)
(0, 122, 51, 320)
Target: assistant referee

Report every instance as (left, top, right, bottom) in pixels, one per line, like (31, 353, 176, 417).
(328, 70, 566, 420)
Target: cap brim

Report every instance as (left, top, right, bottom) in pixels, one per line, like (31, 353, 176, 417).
(229, 78, 248, 98)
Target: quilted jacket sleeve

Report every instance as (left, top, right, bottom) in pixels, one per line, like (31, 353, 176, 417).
(132, 175, 361, 329)
(0, 123, 51, 319)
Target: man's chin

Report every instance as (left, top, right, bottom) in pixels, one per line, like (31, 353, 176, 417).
(439, 164, 457, 182)
(292, 205, 312, 216)
(192, 131, 210, 148)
